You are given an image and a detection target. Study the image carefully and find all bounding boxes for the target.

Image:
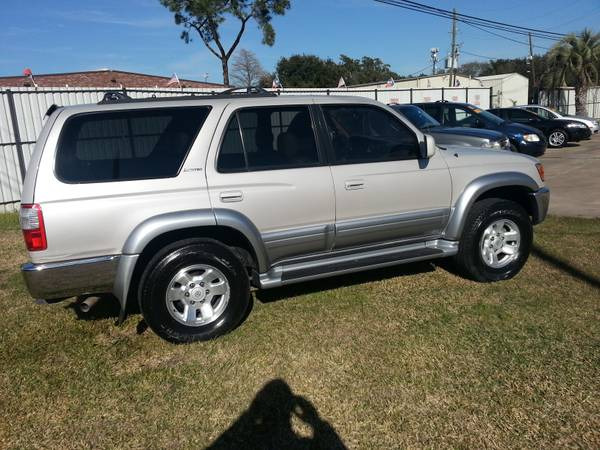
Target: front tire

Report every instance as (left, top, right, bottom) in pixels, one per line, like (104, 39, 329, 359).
(548, 129, 567, 148)
(452, 199, 532, 282)
(139, 239, 250, 343)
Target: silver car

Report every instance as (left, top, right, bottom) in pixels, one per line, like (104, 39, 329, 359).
(390, 104, 511, 150)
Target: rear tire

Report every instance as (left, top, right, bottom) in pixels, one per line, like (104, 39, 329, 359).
(548, 129, 567, 148)
(452, 198, 532, 282)
(139, 239, 250, 343)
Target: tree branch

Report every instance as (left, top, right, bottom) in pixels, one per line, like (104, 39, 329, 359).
(226, 15, 251, 59)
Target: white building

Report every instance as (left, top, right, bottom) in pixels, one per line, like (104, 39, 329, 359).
(477, 73, 529, 108)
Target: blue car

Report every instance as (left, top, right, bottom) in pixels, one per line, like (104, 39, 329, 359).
(413, 101, 547, 157)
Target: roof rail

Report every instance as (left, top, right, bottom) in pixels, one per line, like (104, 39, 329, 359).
(216, 86, 277, 97)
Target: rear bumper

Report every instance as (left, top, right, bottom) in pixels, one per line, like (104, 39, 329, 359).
(530, 187, 550, 224)
(21, 255, 120, 300)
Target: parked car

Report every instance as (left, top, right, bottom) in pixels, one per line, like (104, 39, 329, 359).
(20, 90, 549, 343)
(488, 107, 591, 148)
(519, 105, 599, 134)
(389, 104, 511, 150)
(413, 101, 546, 156)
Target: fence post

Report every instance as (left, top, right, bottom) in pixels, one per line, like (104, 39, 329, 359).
(5, 89, 27, 181)
(489, 87, 493, 108)
(326, 89, 330, 96)
(465, 87, 469, 103)
(374, 89, 378, 101)
(410, 88, 413, 104)
(441, 87, 445, 101)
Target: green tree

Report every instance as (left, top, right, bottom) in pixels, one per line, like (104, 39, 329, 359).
(545, 29, 600, 114)
(459, 61, 490, 77)
(159, 0, 290, 86)
(276, 54, 340, 88)
(275, 54, 401, 88)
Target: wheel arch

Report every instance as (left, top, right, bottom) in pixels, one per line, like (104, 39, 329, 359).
(112, 209, 268, 318)
(444, 172, 539, 241)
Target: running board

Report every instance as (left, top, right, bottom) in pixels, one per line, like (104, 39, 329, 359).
(259, 239, 458, 289)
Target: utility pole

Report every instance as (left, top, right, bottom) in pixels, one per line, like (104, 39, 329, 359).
(448, 8, 457, 87)
(528, 32, 536, 103)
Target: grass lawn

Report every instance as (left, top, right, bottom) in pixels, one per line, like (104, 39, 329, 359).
(0, 213, 599, 448)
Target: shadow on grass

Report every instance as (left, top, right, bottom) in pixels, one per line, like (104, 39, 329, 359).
(532, 245, 600, 289)
(207, 378, 347, 449)
(255, 261, 435, 304)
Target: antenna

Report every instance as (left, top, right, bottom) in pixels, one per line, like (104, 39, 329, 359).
(430, 48, 439, 75)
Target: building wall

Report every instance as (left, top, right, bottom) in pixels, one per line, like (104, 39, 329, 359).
(478, 74, 529, 108)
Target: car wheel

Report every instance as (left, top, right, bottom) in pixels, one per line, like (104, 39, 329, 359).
(548, 129, 567, 148)
(452, 198, 532, 282)
(139, 239, 250, 343)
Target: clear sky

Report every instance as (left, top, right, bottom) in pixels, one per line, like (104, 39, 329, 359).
(1, 0, 599, 83)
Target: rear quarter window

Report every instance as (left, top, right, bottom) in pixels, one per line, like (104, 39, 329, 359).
(55, 106, 210, 183)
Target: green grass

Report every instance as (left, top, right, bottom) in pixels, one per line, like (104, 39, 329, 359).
(0, 216, 599, 448)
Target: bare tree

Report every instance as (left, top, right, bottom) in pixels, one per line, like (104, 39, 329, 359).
(230, 49, 266, 86)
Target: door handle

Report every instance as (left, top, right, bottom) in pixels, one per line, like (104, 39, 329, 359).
(344, 180, 365, 190)
(219, 191, 243, 202)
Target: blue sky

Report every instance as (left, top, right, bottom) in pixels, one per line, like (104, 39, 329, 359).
(1, 0, 599, 83)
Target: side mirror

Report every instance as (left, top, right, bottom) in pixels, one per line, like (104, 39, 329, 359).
(422, 133, 436, 158)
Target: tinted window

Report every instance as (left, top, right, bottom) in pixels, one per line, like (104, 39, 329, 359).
(417, 104, 440, 121)
(322, 105, 420, 163)
(56, 107, 210, 183)
(391, 105, 440, 129)
(217, 106, 319, 172)
(507, 109, 538, 120)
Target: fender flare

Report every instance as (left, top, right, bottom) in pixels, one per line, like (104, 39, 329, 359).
(443, 171, 539, 241)
(112, 208, 269, 318)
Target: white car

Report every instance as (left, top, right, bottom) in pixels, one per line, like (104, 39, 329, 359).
(520, 105, 599, 134)
(20, 89, 549, 342)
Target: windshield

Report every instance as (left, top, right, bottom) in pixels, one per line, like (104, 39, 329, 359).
(391, 105, 440, 129)
(466, 105, 505, 126)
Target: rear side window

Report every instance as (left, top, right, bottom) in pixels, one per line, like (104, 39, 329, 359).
(418, 104, 440, 121)
(217, 106, 320, 173)
(56, 107, 210, 183)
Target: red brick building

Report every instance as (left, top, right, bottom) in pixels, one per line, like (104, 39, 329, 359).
(0, 69, 223, 89)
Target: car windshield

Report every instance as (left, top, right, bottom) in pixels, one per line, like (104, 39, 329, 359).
(391, 105, 440, 129)
(466, 105, 505, 126)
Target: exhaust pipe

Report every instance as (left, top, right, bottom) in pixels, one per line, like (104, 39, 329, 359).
(79, 296, 101, 313)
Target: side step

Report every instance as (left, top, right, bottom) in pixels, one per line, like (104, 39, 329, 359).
(259, 239, 458, 289)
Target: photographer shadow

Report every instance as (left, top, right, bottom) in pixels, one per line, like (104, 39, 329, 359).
(207, 379, 347, 450)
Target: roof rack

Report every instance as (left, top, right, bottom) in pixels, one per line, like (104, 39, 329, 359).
(95, 86, 277, 105)
(215, 86, 277, 97)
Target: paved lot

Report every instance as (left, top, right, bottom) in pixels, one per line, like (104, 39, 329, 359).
(540, 134, 600, 218)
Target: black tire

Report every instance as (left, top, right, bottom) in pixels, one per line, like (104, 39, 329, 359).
(548, 129, 568, 148)
(452, 198, 532, 282)
(138, 239, 250, 343)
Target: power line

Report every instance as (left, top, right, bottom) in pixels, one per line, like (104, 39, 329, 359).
(373, 0, 566, 41)
(462, 21, 552, 51)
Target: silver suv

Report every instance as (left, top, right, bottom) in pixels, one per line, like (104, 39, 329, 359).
(20, 91, 550, 342)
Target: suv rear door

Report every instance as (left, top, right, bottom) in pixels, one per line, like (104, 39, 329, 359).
(206, 102, 335, 265)
(317, 102, 451, 249)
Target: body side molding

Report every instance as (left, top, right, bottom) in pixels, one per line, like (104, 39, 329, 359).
(443, 171, 539, 240)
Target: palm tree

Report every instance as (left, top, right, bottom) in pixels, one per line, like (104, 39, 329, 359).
(546, 29, 600, 115)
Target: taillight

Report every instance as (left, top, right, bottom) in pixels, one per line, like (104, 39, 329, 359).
(20, 204, 47, 251)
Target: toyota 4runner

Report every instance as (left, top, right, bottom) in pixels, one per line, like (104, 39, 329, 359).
(20, 90, 550, 343)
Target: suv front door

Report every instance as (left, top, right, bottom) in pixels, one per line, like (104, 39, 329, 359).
(318, 102, 451, 249)
(206, 103, 335, 265)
